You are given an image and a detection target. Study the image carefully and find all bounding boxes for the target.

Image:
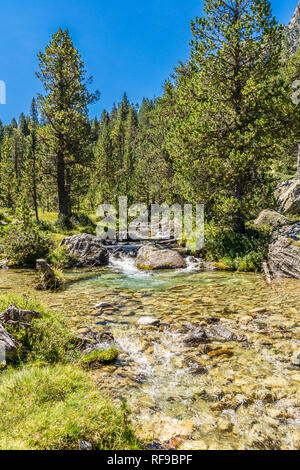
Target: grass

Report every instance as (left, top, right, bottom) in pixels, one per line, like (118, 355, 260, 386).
(0, 294, 141, 449)
(0, 364, 140, 450)
(0, 294, 76, 364)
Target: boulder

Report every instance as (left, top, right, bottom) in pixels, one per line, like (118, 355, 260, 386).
(0, 260, 8, 269)
(268, 223, 300, 279)
(0, 305, 42, 327)
(275, 178, 300, 216)
(253, 209, 289, 227)
(35, 259, 63, 291)
(0, 324, 18, 354)
(60, 233, 109, 268)
(136, 245, 186, 270)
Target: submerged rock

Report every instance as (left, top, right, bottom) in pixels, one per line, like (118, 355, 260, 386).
(253, 209, 289, 227)
(183, 327, 208, 345)
(205, 324, 245, 342)
(138, 316, 160, 327)
(291, 351, 300, 366)
(60, 233, 109, 268)
(275, 178, 300, 216)
(136, 245, 186, 270)
(268, 223, 300, 279)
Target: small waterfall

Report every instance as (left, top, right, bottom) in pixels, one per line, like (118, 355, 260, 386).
(109, 251, 151, 277)
(108, 247, 206, 277)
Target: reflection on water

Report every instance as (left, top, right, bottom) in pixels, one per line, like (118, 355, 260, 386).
(0, 258, 300, 450)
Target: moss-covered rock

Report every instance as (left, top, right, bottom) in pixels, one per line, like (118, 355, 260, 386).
(81, 347, 118, 369)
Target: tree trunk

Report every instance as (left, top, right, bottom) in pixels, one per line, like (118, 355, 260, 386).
(297, 141, 300, 177)
(65, 167, 72, 216)
(33, 177, 39, 222)
(232, 213, 246, 233)
(57, 153, 70, 217)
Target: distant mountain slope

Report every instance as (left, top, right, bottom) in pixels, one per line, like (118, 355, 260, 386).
(287, 1, 300, 53)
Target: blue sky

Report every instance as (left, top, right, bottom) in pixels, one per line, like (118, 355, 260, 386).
(0, 0, 298, 124)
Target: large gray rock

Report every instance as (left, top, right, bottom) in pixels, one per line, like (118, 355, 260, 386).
(0, 324, 18, 354)
(286, 1, 300, 53)
(136, 245, 186, 270)
(275, 178, 300, 216)
(0, 305, 42, 326)
(253, 210, 289, 227)
(60, 233, 109, 268)
(268, 223, 300, 279)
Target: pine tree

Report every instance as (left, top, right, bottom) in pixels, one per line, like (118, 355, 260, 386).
(22, 129, 40, 221)
(122, 106, 138, 199)
(19, 113, 30, 137)
(133, 87, 175, 205)
(168, 0, 285, 231)
(36, 28, 100, 218)
(30, 98, 39, 125)
(0, 136, 18, 208)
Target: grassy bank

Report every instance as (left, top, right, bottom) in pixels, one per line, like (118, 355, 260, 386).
(0, 364, 139, 450)
(0, 294, 141, 450)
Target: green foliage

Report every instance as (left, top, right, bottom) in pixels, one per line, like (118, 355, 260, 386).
(36, 28, 99, 218)
(47, 245, 77, 267)
(54, 212, 95, 234)
(0, 364, 141, 450)
(55, 213, 75, 231)
(0, 294, 76, 365)
(0, 136, 18, 209)
(37, 218, 56, 232)
(167, 0, 287, 231)
(202, 222, 271, 271)
(2, 198, 53, 267)
(81, 347, 119, 368)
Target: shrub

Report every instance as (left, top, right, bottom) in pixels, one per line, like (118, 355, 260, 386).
(3, 226, 52, 267)
(71, 212, 95, 228)
(37, 219, 56, 233)
(55, 212, 96, 233)
(0, 364, 140, 450)
(2, 199, 53, 267)
(201, 222, 271, 272)
(47, 245, 78, 267)
(55, 214, 74, 231)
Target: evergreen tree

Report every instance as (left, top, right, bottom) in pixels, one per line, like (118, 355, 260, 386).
(168, 0, 285, 231)
(30, 98, 39, 125)
(22, 129, 40, 221)
(19, 113, 30, 137)
(0, 136, 18, 208)
(133, 87, 175, 205)
(36, 28, 100, 218)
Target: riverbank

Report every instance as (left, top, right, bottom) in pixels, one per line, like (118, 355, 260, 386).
(1, 261, 299, 450)
(0, 293, 141, 450)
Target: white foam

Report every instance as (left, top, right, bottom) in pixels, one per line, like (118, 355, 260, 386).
(109, 252, 151, 277)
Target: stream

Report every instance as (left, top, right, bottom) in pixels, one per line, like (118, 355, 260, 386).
(0, 252, 300, 450)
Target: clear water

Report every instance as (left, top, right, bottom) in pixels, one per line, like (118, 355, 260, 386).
(1, 254, 300, 450)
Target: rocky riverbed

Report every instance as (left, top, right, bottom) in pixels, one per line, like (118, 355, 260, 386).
(0, 256, 299, 450)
